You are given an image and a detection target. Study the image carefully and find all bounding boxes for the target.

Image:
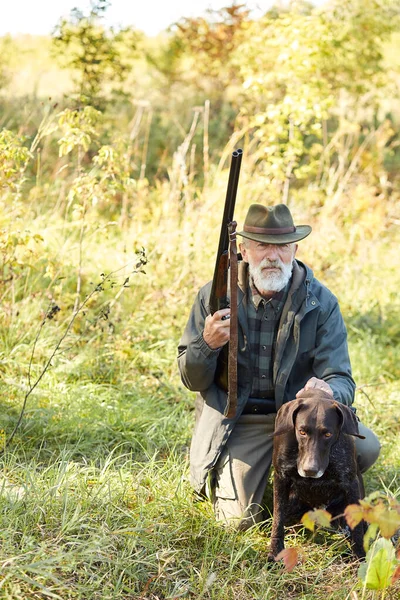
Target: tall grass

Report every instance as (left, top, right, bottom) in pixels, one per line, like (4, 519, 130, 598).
(0, 113, 399, 599)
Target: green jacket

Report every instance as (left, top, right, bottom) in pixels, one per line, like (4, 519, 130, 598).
(177, 259, 355, 493)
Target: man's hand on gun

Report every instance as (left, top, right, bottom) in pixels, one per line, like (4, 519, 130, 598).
(203, 308, 231, 350)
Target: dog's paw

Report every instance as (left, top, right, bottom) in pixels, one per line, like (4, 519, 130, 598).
(353, 546, 366, 560)
(268, 539, 284, 562)
(266, 551, 283, 569)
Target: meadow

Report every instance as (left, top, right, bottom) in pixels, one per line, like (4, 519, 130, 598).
(1, 1, 400, 598)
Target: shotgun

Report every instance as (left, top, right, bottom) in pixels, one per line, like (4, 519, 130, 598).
(209, 149, 242, 415)
(209, 148, 243, 315)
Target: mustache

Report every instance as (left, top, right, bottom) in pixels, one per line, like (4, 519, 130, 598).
(259, 258, 285, 270)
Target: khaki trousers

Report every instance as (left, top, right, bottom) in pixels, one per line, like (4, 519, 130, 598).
(211, 413, 381, 530)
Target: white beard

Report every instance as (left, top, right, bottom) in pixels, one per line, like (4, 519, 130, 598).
(248, 256, 293, 294)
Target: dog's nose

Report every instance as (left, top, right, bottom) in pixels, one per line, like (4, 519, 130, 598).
(298, 465, 324, 478)
(303, 468, 320, 478)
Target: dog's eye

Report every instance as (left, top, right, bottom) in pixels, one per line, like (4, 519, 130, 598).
(299, 429, 307, 436)
(324, 432, 332, 438)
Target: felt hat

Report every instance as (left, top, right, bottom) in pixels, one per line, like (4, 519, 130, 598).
(237, 203, 312, 244)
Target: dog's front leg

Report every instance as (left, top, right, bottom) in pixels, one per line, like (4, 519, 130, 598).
(268, 474, 291, 560)
(348, 475, 366, 559)
(351, 521, 366, 559)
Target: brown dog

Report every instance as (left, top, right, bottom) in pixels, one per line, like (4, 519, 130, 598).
(269, 389, 366, 559)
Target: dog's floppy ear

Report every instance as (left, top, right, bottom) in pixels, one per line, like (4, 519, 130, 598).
(274, 399, 303, 436)
(334, 402, 365, 439)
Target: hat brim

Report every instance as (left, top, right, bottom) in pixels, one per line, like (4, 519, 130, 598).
(237, 225, 312, 244)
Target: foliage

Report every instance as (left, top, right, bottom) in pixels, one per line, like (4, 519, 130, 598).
(57, 106, 102, 157)
(0, 1, 400, 598)
(301, 508, 333, 531)
(0, 228, 44, 288)
(358, 538, 399, 590)
(345, 492, 400, 540)
(0, 129, 32, 191)
(0, 254, 147, 452)
(52, 0, 141, 108)
(285, 494, 400, 591)
(274, 547, 302, 573)
(234, 0, 400, 200)
(167, 3, 251, 91)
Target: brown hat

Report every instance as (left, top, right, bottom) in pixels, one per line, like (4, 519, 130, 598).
(237, 203, 311, 244)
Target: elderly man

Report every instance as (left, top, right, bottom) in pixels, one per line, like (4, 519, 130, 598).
(178, 204, 380, 528)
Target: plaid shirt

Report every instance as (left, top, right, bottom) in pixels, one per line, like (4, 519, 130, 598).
(247, 280, 289, 399)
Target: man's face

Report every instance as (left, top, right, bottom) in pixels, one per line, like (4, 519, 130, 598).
(240, 239, 298, 294)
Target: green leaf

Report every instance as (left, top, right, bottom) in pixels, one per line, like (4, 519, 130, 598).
(358, 538, 396, 590)
(364, 491, 387, 504)
(363, 522, 379, 553)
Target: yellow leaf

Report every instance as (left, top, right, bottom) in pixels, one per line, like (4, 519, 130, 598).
(376, 509, 400, 539)
(345, 504, 364, 530)
(358, 500, 400, 538)
(361, 499, 383, 524)
(313, 509, 332, 528)
(301, 509, 332, 531)
(301, 511, 315, 531)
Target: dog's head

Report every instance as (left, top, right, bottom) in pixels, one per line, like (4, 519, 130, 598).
(274, 389, 365, 479)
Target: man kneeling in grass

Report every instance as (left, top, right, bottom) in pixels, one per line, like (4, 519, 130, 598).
(178, 203, 381, 529)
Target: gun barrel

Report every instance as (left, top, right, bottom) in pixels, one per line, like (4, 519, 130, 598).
(217, 149, 243, 259)
(209, 148, 243, 314)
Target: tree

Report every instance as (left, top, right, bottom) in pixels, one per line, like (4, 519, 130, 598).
(234, 0, 400, 202)
(152, 3, 250, 94)
(52, 0, 141, 108)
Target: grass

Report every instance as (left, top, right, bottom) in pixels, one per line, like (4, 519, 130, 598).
(0, 213, 399, 599)
(0, 437, 390, 600)
(1, 412, 398, 599)
(0, 93, 399, 600)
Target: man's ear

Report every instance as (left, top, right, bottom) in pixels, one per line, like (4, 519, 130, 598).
(292, 243, 298, 258)
(240, 243, 249, 263)
(334, 403, 365, 439)
(274, 399, 303, 436)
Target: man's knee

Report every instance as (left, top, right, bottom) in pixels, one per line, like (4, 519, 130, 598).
(356, 423, 381, 474)
(214, 499, 264, 531)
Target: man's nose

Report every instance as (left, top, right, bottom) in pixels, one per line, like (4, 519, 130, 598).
(264, 244, 279, 260)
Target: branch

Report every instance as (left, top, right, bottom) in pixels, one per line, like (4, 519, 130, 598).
(1, 255, 146, 453)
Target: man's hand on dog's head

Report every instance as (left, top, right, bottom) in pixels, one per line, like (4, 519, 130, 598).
(296, 377, 334, 398)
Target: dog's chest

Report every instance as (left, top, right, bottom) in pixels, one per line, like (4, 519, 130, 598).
(287, 466, 348, 508)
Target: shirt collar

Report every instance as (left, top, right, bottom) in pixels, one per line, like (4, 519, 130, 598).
(249, 278, 290, 310)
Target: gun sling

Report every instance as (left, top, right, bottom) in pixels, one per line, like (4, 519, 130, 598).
(225, 221, 238, 419)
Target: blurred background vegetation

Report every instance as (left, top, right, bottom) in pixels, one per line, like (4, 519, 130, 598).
(0, 0, 400, 598)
